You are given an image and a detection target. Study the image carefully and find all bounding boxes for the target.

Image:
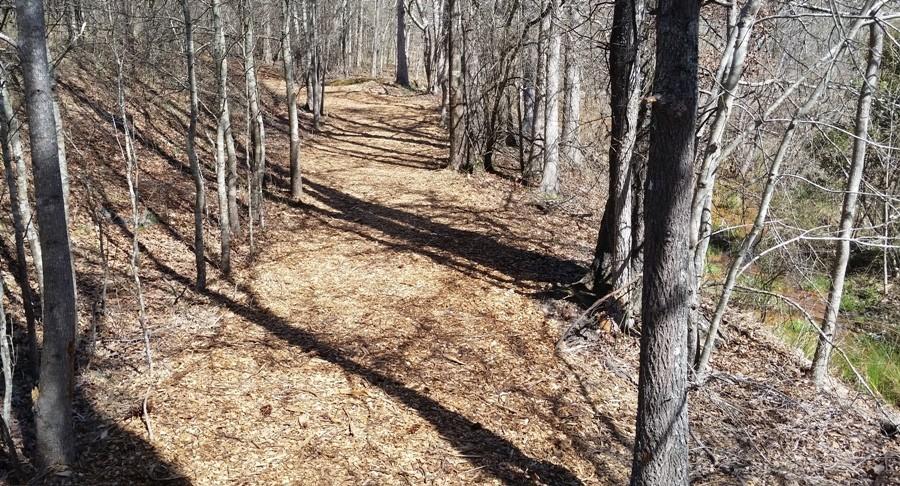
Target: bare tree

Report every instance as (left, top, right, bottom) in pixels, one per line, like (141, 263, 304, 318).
(213, 0, 241, 235)
(538, 0, 560, 195)
(811, 23, 884, 386)
(629, 0, 698, 481)
(0, 272, 11, 426)
(16, 0, 79, 467)
(694, 0, 883, 378)
(283, 0, 303, 198)
(395, 0, 410, 86)
(243, 0, 267, 229)
(447, 0, 465, 170)
(0, 62, 39, 370)
(181, 0, 206, 289)
(213, 0, 233, 273)
(560, 1, 581, 167)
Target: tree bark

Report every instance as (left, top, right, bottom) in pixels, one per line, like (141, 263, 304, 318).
(527, 6, 548, 181)
(585, 0, 644, 321)
(181, 0, 206, 290)
(811, 24, 884, 386)
(212, 0, 241, 235)
(0, 274, 11, 426)
(629, 0, 698, 482)
(371, 0, 380, 77)
(521, 16, 537, 174)
(538, 0, 561, 195)
(16, 0, 79, 467)
(213, 0, 233, 273)
(395, 0, 410, 86)
(283, 0, 302, 198)
(244, 0, 267, 228)
(561, 3, 581, 168)
(0, 62, 39, 373)
(263, 17, 274, 64)
(447, 0, 465, 171)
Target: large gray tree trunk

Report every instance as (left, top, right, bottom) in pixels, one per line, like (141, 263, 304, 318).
(46, 49, 70, 222)
(283, 0, 302, 198)
(447, 0, 465, 171)
(181, 0, 206, 289)
(811, 24, 884, 386)
(395, 0, 410, 86)
(16, 0, 79, 467)
(629, 0, 698, 481)
(538, 0, 561, 195)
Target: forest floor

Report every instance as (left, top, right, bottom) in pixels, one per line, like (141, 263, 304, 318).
(5, 67, 899, 485)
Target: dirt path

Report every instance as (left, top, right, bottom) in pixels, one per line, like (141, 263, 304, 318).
(111, 80, 615, 485)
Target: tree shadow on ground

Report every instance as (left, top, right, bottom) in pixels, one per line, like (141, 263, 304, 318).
(263, 174, 584, 290)
(101, 214, 585, 485)
(0, 279, 188, 484)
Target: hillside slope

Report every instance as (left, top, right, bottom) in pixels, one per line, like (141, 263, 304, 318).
(4, 67, 897, 485)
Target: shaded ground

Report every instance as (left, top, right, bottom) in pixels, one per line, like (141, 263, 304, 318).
(2, 67, 897, 484)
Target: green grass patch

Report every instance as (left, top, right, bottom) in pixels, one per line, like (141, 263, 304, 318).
(840, 276, 881, 313)
(835, 333, 900, 405)
(800, 274, 830, 294)
(774, 314, 900, 406)
(775, 317, 818, 357)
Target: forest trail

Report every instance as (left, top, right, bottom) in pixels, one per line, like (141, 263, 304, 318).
(62, 72, 898, 485)
(78, 77, 616, 484)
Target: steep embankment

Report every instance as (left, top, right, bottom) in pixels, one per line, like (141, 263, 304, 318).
(9, 66, 896, 484)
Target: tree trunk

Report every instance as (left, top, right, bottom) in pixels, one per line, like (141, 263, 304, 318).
(395, 0, 410, 86)
(527, 7, 547, 182)
(447, 0, 465, 171)
(561, 5, 581, 168)
(690, 0, 762, 284)
(0, 274, 11, 426)
(244, 0, 267, 228)
(263, 17, 274, 64)
(213, 0, 233, 273)
(371, 0, 380, 77)
(16, 0, 79, 467)
(629, 0, 698, 481)
(0, 63, 39, 372)
(538, 0, 561, 195)
(181, 0, 206, 290)
(306, 0, 324, 130)
(587, 0, 644, 321)
(283, 0, 302, 198)
(811, 24, 884, 386)
(521, 19, 536, 174)
(212, 0, 241, 235)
